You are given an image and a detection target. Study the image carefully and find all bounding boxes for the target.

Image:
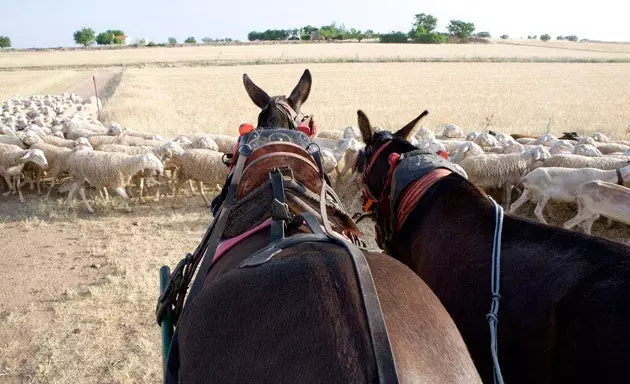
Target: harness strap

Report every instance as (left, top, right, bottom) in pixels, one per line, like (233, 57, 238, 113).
(617, 168, 624, 185)
(319, 165, 399, 384)
(269, 169, 291, 243)
(159, 133, 253, 383)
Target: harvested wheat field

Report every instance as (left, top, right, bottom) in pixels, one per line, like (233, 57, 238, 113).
(2, 41, 630, 70)
(1, 43, 630, 383)
(102, 62, 630, 138)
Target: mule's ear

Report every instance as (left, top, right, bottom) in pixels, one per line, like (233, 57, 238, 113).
(357, 110, 374, 146)
(243, 73, 271, 109)
(394, 110, 429, 141)
(287, 69, 312, 112)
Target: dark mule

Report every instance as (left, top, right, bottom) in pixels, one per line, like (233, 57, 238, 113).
(159, 127, 481, 383)
(356, 109, 630, 384)
(243, 68, 316, 133)
(212, 69, 317, 215)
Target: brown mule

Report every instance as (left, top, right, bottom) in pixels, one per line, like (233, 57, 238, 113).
(159, 127, 481, 383)
(356, 109, 630, 384)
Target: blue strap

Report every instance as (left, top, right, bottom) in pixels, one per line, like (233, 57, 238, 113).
(487, 197, 505, 384)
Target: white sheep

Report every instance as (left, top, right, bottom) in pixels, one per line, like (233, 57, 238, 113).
(419, 138, 447, 154)
(440, 139, 470, 155)
(541, 154, 630, 170)
(343, 126, 361, 140)
(96, 141, 185, 201)
(532, 133, 557, 147)
(573, 144, 603, 157)
(169, 149, 226, 206)
(563, 181, 630, 239)
(509, 164, 630, 224)
(591, 132, 610, 143)
(594, 143, 630, 155)
(448, 142, 484, 164)
(0, 135, 26, 149)
(458, 145, 551, 208)
(549, 140, 575, 155)
(65, 150, 164, 213)
(414, 127, 435, 142)
(0, 144, 49, 202)
(465, 131, 481, 141)
(320, 148, 338, 175)
(177, 133, 236, 153)
(473, 133, 499, 150)
(442, 123, 465, 139)
(498, 139, 526, 154)
(190, 136, 219, 151)
(316, 129, 344, 141)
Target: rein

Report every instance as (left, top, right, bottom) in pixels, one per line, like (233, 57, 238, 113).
(361, 140, 506, 383)
(157, 128, 399, 384)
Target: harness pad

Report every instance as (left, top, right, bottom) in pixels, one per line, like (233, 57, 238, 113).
(389, 150, 467, 212)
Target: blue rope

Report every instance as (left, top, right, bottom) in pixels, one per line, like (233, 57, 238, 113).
(487, 197, 505, 384)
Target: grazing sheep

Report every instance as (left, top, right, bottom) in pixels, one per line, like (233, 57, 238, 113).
(97, 141, 185, 201)
(448, 142, 484, 164)
(487, 130, 514, 142)
(440, 139, 470, 155)
(65, 150, 165, 213)
(549, 140, 575, 155)
(418, 138, 447, 155)
(190, 136, 219, 151)
(591, 132, 610, 143)
(594, 143, 630, 155)
(473, 133, 499, 150)
(41, 135, 77, 148)
(316, 129, 344, 141)
(442, 123, 465, 139)
(333, 138, 365, 184)
(0, 144, 49, 202)
(319, 148, 338, 175)
(541, 154, 630, 170)
(414, 127, 435, 142)
(176, 133, 236, 153)
(0, 134, 26, 149)
(497, 139, 526, 154)
(532, 133, 557, 147)
(343, 126, 361, 140)
(563, 181, 630, 239)
(169, 149, 225, 206)
(573, 144, 603, 157)
(509, 164, 630, 224)
(458, 145, 551, 208)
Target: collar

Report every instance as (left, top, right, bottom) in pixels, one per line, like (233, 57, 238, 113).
(395, 168, 452, 231)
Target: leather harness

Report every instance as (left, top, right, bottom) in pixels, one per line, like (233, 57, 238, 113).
(157, 128, 399, 383)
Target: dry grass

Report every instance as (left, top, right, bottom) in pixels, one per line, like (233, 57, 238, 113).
(0, 71, 86, 100)
(2, 42, 630, 70)
(101, 63, 630, 140)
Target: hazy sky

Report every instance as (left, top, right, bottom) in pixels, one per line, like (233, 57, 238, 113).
(1, 0, 627, 48)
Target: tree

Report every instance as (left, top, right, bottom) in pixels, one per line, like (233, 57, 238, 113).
(475, 32, 491, 38)
(184, 36, 197, 44)
(565, 35, 578, 42)
(412, 13, 438, 33)
(168, 37, 177, 45)
(96, 32, 113, 45)
(95, 29, 126, 45)
(73, 27, 95, 47)
(500, 34, 509, 40)
(447, 20, 475, 42)
(557, 36, 564, 40)
(540, 34, 551, 42)
(201, 37, 214, 44)
(409, 13, 445, 44)
(379, 32, 409, 43)
(0, 36, 10, 49)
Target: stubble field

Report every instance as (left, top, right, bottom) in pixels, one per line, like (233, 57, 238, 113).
(1, 41, 629, 383)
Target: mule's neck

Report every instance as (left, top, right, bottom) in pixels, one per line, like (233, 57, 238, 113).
(385, 175, 497, 269)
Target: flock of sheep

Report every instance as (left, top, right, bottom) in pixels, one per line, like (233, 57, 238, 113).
(1, 93, 629, 242)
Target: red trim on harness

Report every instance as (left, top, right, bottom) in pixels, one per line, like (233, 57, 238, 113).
(437, 150, 449, 160)
(239, 123, 255, 135)
(212, 218, 272, 265)
(395, 168, 452, 231)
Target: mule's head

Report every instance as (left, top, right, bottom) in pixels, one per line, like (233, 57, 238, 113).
(356, 109, 430, 203)
(243, 69, 313, 133)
